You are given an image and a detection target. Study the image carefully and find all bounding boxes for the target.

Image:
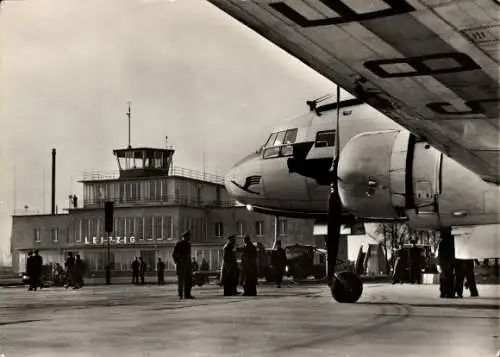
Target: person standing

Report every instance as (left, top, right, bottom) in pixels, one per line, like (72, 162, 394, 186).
(464, 259, 479, 297)
(73, 254, 85, 289)
(26, 251, 34, 291)
(271, 240, 287, 288)
(64, 252, 75, 288)
(139, 257, 146, 285)
(241, 236, 258, 296)
(131, 257, 140, 284)
(173, 230, 194, 299)
(438, 235, 456, 298)
(157, 257, 165, 285)
(221, 235, 239, 296)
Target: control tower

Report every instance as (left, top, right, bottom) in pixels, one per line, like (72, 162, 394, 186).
(113, 146, 174, 179)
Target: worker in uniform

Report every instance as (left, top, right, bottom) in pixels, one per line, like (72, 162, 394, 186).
(173, 230, 194, 299)
(271, 240, 287, 288)
(220, 235, 239, 296)
(32, 250, 43, 290)
(241, 236, 258, 296)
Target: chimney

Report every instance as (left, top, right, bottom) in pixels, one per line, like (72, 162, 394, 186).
(51, 148, 56, 215)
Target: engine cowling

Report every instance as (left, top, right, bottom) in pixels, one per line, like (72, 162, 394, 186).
(338, 130, 500, 229)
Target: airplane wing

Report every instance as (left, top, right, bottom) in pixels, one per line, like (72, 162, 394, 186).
(206, 0, 500, 184)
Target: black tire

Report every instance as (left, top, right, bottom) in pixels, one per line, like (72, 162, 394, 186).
(330, 271, 363, 303)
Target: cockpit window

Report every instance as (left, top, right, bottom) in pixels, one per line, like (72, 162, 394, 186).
(283, 129, 298, 144)
(315, 130, 335, 148)
(273, 131, 286, 146)
(264, 133, 278, 148)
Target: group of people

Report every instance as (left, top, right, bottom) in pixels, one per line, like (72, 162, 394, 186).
(171, 230, 288, 299)
(25, 250, 43, 291)
(220, 235, 288, 296)
(25, 251, 85, 290)
(391, 243, 426, 284)
(63, 252, 85, 289)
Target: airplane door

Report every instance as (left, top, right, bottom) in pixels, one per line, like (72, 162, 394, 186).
(407, 142, 442, 229)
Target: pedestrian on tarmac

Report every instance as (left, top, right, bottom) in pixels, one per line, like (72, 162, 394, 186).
(463, 259, 479, 297)
(73, 254, 85, 289)
(438, 237, 456, 298)
(131, 257, 140, 284)
(241, 235, 258, 296)
(64, 252, 75, 288)
(173, 230, 194, 299)
(271, 240, 287, 288)
(139, 257, 147, 285)
(221, 235, 239, 296)
(157, 257, 165, 285)
(32, 250, 43, 290)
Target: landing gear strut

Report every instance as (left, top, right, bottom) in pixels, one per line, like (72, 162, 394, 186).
(326, 190, 364, 303)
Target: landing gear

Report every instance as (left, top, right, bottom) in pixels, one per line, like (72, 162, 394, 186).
(331, 271, 363, 303)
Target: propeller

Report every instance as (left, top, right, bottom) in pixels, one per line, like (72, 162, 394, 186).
(326, 85, 364, 303)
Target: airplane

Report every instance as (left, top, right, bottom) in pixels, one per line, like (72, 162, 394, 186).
(208, 0, 500, 303)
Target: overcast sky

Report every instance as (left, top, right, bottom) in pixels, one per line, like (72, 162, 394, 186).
(0, 0, 344, 261)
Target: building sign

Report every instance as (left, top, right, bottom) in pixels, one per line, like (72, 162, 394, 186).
(84, 236, 137, 245)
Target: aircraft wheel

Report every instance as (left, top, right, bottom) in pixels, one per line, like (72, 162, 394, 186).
(330, 271, 363, 303)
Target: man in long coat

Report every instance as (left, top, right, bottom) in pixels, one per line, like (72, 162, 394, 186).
(173, 230, 194, 299)
(241, 236, 258, 296)
(220, 235, 239, 296)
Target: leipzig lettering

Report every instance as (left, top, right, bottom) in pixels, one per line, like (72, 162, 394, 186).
(269, 0, 414, 28)
(427, 98, 500, 116)
(84, 236, 136, 245)
(363, 53, 481, 78)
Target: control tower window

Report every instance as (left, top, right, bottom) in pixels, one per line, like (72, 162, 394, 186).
(315, 130, 335, 148)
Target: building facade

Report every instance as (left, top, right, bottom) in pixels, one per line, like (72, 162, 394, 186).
(10, 144, 315, 274)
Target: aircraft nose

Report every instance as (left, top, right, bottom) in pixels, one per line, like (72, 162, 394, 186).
(224, 152, 263, 202)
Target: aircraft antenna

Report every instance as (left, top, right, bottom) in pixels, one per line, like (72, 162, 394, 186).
(306, 93, 334, 112)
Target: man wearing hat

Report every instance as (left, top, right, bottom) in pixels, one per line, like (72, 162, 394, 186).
(173, 230, 194, 299)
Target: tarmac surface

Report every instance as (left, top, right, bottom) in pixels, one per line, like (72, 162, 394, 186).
(0, 283, 498, 357)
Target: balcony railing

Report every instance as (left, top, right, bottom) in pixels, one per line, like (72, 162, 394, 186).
(82, 194, 237, 209)
(82, 166, 225, 185)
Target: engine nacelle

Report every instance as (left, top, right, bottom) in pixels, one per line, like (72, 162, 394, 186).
(338, 130, 500, 229)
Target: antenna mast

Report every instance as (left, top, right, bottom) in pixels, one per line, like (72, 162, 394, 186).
(127, 101, 132, 149)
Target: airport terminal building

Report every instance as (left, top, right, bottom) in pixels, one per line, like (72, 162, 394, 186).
(10, 142, 315, 274)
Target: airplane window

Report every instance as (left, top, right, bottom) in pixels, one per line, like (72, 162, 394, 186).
(263, 146, 280, 159)
(273, 131, 286, 146)
(283, 128, 298, 144)
(315, 130, 335, 148)
(264, 133, 278, 148)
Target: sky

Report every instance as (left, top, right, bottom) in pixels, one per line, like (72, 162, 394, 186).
(0, 0, 345, 262)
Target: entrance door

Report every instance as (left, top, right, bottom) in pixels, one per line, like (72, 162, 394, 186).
(140, 250, 156, 272)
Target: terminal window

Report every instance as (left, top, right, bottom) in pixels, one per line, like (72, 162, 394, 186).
(278, 218, 287, 236)
(215, 222, 223, 238)
(52, 229, 58, 243)
(236, 221, 245, 237)
(34, 229, 40, 243)
(255, 221, 264, 237)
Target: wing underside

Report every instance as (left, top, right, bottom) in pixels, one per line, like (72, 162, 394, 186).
(207, 0, 500, 183)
